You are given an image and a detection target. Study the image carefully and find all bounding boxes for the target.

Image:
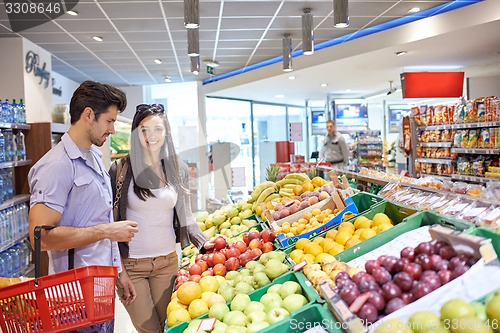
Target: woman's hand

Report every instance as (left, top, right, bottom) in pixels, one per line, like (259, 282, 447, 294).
(117, 270, 137, 305)
(203, 234, 228, 251)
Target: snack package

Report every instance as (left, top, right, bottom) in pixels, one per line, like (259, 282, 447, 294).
(461, 129, 469, 148)
(411, 106, 423, 125)
(378, 182, 401, 198)
(419, 105, 428, 125)
(472, 156, 485, 177)
(444, 164, 453, 175)
(430, 195, 461, 214)
(478, 128, 490, 148)
(415, 161, 422, 173)
(476, 205, 500, 230)
(426, 106, 434, 125)
(456, 201, 492, 223)
(476, 99, 486, 122)
(441, 129, 451, 142)
(455, 103, 466, 123)
(490, 128, 497, 149)
(451, 181, 469, 194)
(497, 128, 500, 148)
(453, 130, 462, 148)
(468, 129, 478, 148)
(457, 157, 472, 175)
(465, 100, 476, 123)
(444, 105, 452, 124)
(440, 198, 475, 217)
(466, 184, 483, 197)
(436, 163, 443, 175)
(416, 146, 423, 158)
(434, 105, 444, 124)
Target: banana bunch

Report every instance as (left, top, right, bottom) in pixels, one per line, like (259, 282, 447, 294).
(249, 181, 279, 211)
(276, 173, 310, 198)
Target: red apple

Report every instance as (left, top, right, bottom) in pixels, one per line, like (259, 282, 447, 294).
(176, 275, 188, 285)
(239, 251, 254, 266)
(234, 241, 248, 254)
(225, 257, 240, 271)
(249, 238, 263, 249)
(262, 242, 274, 253)
(213, 263, 227, 276)
(243, 233, 250, 245)
(247, 232, 261, 242)
(251, 248, 262, 258)
(220, 248, 227, 258)
(189, 274, 202, 282)
(198, 260, 209, 272)
(189, 263, 202, 276)
(213, 252, 226, 266)
(195, 254, 204, 262)
(202, 254, 209, 262)
(176, 269, 189, 277)
(201, 270, 213, 277)
(261, 229, 276, 243)
(226, 247, 241, 258)
(214, 236, 227, 251)
(206, 253, 214, 267)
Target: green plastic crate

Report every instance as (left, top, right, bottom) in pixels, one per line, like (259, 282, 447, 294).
(258, 303, 342, 333)
(165, 271, 319, 333)
(350, 192, 385, 215)
(467, 227, 500, 256)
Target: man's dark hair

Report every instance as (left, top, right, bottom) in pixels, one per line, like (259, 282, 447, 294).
(326, 120, 335, 125)
(69, 80, 127, 124)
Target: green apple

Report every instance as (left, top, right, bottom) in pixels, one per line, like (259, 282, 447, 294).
(408, 311, 441, 333)
(234, 282, 254, 294)
(219, 221, 232, 231)
(374, 319, 413, 333)
(279, 281, 302, 299)
(266, 307, 290, 325)
(252, 272, 271, 289)
(260, 292, 282, 306)
(245, 261, 258, 271)
(231, 217, 241, 225)
(448, 317, 493, 333)
(440, 299, 475, 322)
(268, 284, 282, 294)
(486, 294, 500, 325)
(209, 303, 230, 322)
(239, 269, 251, 276)
(212, 321, 228, 333)
(231, 293, 251, 312)
(470, 302, 487, 322)
(247, 310, 268, 324)
(247, 322, 270, 333)
(196, 221, 206, 231)
(225, 271, 239, 281)
(282, 294, 308, 313)
(264, 259, 285, 279)
(219, 286, 235, 302)
(226, 325, 247, 333)
(224, 310, 248, 327)
(196, 211, 209, 222)
(244, 301, 265, 316)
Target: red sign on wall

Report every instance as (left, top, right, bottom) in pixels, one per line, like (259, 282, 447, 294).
(401, 72, 465, 98)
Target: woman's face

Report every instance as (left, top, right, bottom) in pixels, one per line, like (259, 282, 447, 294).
(138, 114, 166, 153)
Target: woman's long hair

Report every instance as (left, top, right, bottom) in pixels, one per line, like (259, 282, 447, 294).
(129, 104, 187, 201)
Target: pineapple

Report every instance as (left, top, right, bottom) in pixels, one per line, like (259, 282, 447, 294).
(265, 164, 279, 182)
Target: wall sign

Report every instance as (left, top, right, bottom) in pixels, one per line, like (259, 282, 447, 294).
(52, 78, 62, 96)
(25, 50, 50, 88)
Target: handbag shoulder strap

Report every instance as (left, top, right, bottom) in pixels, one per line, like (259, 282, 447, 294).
(113, 157, 129, 212)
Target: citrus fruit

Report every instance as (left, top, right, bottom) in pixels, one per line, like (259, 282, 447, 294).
(304, 242, 323, 257)
(167, 308, 191, 327)
(344, 237, 361, 249)
(326, 229, 338, 240)
(199, 276, 219, 293)
(335, 231, 351, 246)
(327, 243, 344, 256)
(338, 222, 355, 235)
(188, 299, 209, 318)
(177, 281, 202, 305)
(360, 229, 377, 241)
(313, 236, 324, 244)
(353, 216, 370, 229)
(377, 224, 394, 234)
(303, 254, 316, 264)
(312, 208, 322, 216)
(167, 299, 187, 315)
(303, 212, 313, 221)
(372, 213, 392, 227)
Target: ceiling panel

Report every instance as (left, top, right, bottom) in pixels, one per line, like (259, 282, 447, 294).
(20, 33, 76, 44)
(72, 32, 123, 43)
(279, 2, 333, 17)
(62, 3, 107, 20)
(128, 41, 172, 50)
(100, 2, 164, 18)
(56, 19, 114, 33)
(218, 30, 267, 40)
(348, 2, 397, 16)
(220, 17, 271, 30)
(23, 21, 62, 33)
(383, 1, 448, 17)
(112, 19, 166, 32)
(223, 1, 282, 16)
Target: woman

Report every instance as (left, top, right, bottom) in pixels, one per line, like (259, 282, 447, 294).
(110, 104, 209, 333)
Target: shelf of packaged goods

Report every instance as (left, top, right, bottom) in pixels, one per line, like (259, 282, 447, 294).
(0, 231, 29, 253)
(416, 173, 452, 181)
(0, 123, 31, 130)
(416, 158, 454, 165)
(451, 121, 500, 129)
(0, 159, 32, 169)
(417, 142, 453, 148)
(50, 122, 70, 134)
(451, 148, 500, 155)
(0, 194, 30, 211)
(451, 174, 499, 184)
(359, 154, 383, 157)
(417, 124, 452, 131)
(358, 142, 383, 146)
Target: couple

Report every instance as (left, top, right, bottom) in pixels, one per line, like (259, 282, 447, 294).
(28, 81, 210, 333)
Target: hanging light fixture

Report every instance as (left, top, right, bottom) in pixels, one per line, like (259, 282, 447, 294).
(282, 34, 293, 72)
(302, 8, 314, 55)
(187, 28, 199, 57)
(184, 0, 199, 29)
(334, 0, 349, 28)
(191, 56, 200, 75)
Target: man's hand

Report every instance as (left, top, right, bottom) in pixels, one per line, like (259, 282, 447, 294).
(117, 270, 136, 305)
(101, 221, 138, 242)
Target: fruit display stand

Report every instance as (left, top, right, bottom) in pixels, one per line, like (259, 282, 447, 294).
(349, 192, 385, 216)
(166, 271, 320, 333)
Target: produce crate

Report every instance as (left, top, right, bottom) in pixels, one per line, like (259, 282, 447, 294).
(165, 271, 319, 333)
(229, 222, 264, 241)
(258, 303, 342, 333)
(467, 227, 500, 256)
(350, 192, 385, 215)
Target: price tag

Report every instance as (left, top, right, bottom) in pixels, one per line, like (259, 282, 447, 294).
(293, 260, 307, 272)
(198, 318, 216, 332)
(349, 292, 370, 313)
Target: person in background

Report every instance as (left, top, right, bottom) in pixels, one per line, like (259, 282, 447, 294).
(28, 80, 139, 333)
(109, 104, 211, 333)
(320, 120, 349, 167)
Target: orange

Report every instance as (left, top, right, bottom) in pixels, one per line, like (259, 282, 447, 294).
(297, 224, 306, 234)
(354, 229, 364, 236)
(290, 249, 304, 263)
(311, 176, 325, 188)
(315, 253, 332, 263)
(177, 281, 202, 306)
(302, 181, 314, 192)
(282, 225, 291, 234)
(167, 308, 191, 327)
(304, 242, 323, 257)
(290, 227, 298, 235)
(167, 299, 187, 315)
(326, 229, 338, 240)
(292, 221, 299, 228)
(372, 213, 392, 227)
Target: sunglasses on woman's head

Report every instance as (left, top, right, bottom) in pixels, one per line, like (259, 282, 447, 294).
(135, 104, 165, 114)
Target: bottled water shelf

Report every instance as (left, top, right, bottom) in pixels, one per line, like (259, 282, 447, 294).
(0, 123, 30, 130)
(0, 159, 32, 169)
(0, 194, 30, 211)
(0, 231, 28, 253)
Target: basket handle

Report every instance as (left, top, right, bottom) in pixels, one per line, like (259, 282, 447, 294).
(34, 226, 75, 278)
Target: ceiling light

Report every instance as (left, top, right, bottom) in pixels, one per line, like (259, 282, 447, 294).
(302, 8, 314, 56)
(395, 51, 407, 57)
(408, 7, 421, 13)
(67, 10, 78, 16)
(275, 94, 285, 98)
(164, 75, 172, 83)
(288, 75, 296, 80)
(334, 0, 349, 28)
(92, 36, 103, 42)
(204, 60, 220, 68)
(191, 56, 200, 75)
(184, 0, 199, 29)
(154, 59, 162, 64)
(320, 83, 328, 87)
(282, 34, 293, 72)
(187, 29, 199, 57)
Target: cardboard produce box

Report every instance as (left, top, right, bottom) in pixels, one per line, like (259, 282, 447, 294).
(266, 191, 359, 248)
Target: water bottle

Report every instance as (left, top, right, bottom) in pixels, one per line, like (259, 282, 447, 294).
(2, 250, 13, 277)
(0, 211, 5, 247)
(19, 98, 26, 124)
(0, 253, 5, 276)
(7, 169, 13, 199)
(0, 130, 5, 165)
(15, 131, 26, 161)
(12, 99, 18, 124)
(8, 247, 20, 277)
(4, 99, 12, 123)
(1, 100, 7, 123)
(23, 239, 32, 269)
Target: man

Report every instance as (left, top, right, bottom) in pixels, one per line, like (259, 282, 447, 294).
(28, 81, 139, 333)
(319, 120, 349, 167)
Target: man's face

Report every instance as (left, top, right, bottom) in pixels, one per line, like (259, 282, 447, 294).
(89, 106, 118, 147)
(326, 122, 335, 135)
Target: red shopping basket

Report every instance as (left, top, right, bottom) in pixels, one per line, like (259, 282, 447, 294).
(0, 226, 118, 333)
